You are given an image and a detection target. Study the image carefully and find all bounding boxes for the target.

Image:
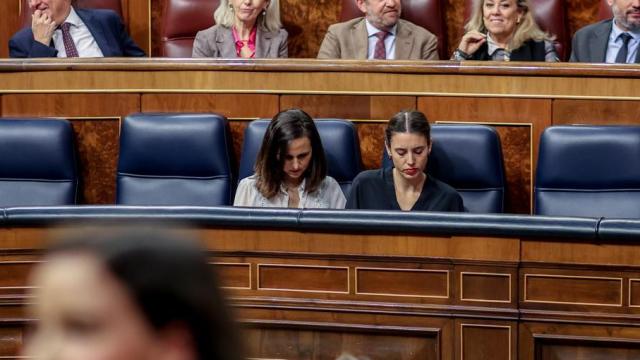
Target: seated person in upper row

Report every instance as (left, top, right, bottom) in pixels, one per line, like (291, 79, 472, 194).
(347, 111, 464, 212)
(234, 109, 346, 208)
(571, 0, 640, 63)
(453, 0, 557, 61)
(193, 0, 288, 58)
(317, 0, 439, 60)
(9, 0, 145, 58)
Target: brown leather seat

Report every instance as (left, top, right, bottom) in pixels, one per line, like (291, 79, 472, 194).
(20, 0, 124, 29)
(339, 0, 447, 60)
(599, 0, 613, 20)
(463, 0, 569, 60)
(159, 0, 219, 57)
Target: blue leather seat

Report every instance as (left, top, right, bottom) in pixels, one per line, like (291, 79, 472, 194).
(383, 124, 505, 213)
(116, 113, 234, 206)
(238, 119, 362, 196)
(535, 126, 640, 218)
(0, 119, 78, 206)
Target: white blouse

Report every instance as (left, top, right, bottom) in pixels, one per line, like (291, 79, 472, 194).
(233, 175, 346, 209)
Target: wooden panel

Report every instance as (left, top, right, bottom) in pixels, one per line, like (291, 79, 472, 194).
(493, 125, 531, 214)
(1, 94, 139, 117)
(244, 322, 439, 360)
(357, 122, 385, 170)
(214, 263, 251, 290)
(522, 240, 640, 267)
(355, 268, 449, 298)
(0, 327, 24, 357)
(0, 1, 20, 58)
(127, 0, 151, 56)
(461, 272, 511, 303)
(280, 95, 416, 120)
(630, 279, 640, 307)
(70, 118, 120, 204)
(141, 94, 279, 118)
(520, 322, 640, 360)
(553, 99, 640, 125)
(524, 274, 622, 307)
(535, 337, 640, 360)
(459, 323, 512, 360)
(258, 264, 349, 293)
(0, 262, 33, 291)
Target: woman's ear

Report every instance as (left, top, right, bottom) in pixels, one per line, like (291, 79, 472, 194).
(427, 140, 433, 155)
(385, 142, 392, 159)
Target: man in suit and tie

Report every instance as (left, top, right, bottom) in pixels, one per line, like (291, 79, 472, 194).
(317, 0, 438, 60)
(570, 0, 640, 63)
(9, 0, 145, 58)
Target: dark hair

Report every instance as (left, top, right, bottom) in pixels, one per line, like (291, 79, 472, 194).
(255, 109, 327, 198)
(385, 110, 432, 146)
(49, 228, 242, 360)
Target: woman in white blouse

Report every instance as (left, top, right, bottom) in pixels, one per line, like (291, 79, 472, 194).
(234, 109, 346, 208)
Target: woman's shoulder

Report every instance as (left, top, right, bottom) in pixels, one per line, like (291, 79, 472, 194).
(195, 24, 227, 38)
(353, 168, 386, 184)
(237, 174, 258, 188)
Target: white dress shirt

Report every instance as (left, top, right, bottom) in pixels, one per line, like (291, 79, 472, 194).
(233, 175, 346, 209)
(605, 21, 640, 63)
(365, 20, 397, 60)
(53, 7, 103, 58)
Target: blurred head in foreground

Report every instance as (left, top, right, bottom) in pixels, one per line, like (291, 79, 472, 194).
(23, 228, 241, 360)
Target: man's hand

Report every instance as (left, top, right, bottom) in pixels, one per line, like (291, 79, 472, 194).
(31, 9, 57, 46)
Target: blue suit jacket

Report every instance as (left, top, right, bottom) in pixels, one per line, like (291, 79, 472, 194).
(9, 8, 145, 58)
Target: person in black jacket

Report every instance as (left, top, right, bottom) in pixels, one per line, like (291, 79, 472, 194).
(346, 111, 463, 212)
(452, 0, 557, 61)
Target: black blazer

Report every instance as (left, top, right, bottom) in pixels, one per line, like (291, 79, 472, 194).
(470, 39, 548, 61)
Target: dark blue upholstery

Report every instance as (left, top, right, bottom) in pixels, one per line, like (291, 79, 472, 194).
(535, 126, 640, 218)
(117, 113, 234, 206)
(0, 119, 78, 207)
(382, 125, 505, 213)
(3, 206, 599, 240)
(238, 119, 362, 196)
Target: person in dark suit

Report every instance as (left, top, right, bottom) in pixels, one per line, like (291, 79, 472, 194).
(9, 0, 145, 58)
(570, 0, 640, 63)
(452, 0, 557, 62)
(346, 111, 463, 212)
(192, 0, 287, 58)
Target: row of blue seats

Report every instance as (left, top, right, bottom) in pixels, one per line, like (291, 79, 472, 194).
(0, 114, 636, 218)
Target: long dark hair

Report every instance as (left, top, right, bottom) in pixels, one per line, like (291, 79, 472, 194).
(49, 228, 242, 360)
(255, 109, 327, 198)
(385, 110, 432, 147)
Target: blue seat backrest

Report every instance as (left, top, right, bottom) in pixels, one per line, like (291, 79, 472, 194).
(116, 113, 234, 206)
(238, 119, 362, 196)
(535, 126, 640, 218)
(382, 124, 505, 213)
(0, 118, 78, 207)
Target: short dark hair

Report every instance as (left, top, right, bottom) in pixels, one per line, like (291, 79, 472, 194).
(49, 228, 242, 360)
(385, 110, 432, 146)
(255, 109, 327, 198)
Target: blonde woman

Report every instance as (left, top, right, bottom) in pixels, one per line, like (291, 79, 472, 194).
(452, 0, 557, 61)
(193, 0, 287, 58)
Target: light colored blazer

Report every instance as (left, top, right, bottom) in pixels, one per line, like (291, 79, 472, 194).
(192, 24, 288, 58)
(317, 17, 438, 60)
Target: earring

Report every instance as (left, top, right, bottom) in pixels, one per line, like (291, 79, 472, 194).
(262, 9, 267, 16)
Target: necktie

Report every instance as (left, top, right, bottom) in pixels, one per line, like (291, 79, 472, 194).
(615, 32, 632, 64)
(373, 31, 389, 60)
(60, 22, 79, 58)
